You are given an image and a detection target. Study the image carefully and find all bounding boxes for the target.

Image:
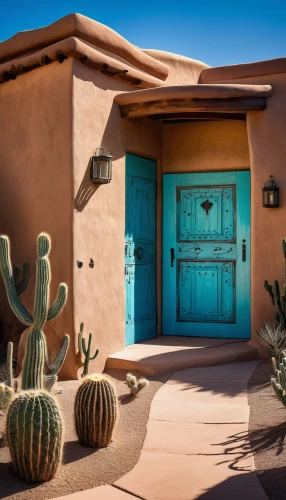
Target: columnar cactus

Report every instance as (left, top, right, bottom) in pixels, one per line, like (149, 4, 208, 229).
(0, 233, 68, 390)
(6, 391, 63, 483)
(271, 353, 286, 406)
(78, 322, 99, 377)
(44, 334, 70, 390)
(75, 374, 118, 448)
(0, 233, 67, 483)
(264, 238, 286, 330)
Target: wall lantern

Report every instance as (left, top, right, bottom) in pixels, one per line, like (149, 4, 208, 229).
(262, 175, 279, 208)
(90, 147, 112, 184)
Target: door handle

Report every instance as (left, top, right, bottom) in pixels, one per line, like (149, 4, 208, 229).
(170, 248, 175, 267)
(242, 239, 246, 262)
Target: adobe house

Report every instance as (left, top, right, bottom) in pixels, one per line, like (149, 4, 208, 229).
(0, 13, 285, 378)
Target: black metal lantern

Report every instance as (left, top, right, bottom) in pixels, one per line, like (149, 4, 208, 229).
(262, 175, 279, 208)
(90, 147, 112, 184)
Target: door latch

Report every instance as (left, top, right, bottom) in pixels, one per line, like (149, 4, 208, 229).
(170, 248, 175, 267)
(242, 239, 246, 262)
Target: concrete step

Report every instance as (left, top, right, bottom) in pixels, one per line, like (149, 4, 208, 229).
(105, 337, 259, 376)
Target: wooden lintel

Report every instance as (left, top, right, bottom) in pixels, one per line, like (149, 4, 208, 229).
(120, 97, 267, 119)
(151, 112, 247, 122)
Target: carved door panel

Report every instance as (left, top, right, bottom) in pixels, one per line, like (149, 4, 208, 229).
(125, 154, 157, 345)
(163, 171, 250, 338)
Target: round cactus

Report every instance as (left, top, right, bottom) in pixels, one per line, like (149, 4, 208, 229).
(75, 374, 118, 448)
(6, 391, 63, 483)
(0, 383, 13, 410)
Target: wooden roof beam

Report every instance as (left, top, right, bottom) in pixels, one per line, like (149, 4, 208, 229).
(119, 97, 267, 119)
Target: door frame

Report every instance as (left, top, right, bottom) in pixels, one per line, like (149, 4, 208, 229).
(162, 170, 251, 338)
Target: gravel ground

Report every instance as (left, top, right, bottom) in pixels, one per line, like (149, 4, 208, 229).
(0, 369, 165, 500)
(248, 361, 286, 500)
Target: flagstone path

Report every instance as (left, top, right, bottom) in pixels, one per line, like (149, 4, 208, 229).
(54, 361, 268, 500)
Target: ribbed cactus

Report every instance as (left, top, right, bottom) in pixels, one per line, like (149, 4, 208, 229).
(271, 353, 286, 406)
(78, 322, 99, 378)
(75, 374, 118, 448)
(264, 238, 286, 331)
(13, 262, 30, 295)
(0, 233, 68, 390)
(0, 383, 13, 410)
(6, 391, 63, 483)
(44, 335, 70, 390)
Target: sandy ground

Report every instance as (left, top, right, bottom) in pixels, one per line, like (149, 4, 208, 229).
(0, 369, 165, 500)
(248, 361, 286, 500)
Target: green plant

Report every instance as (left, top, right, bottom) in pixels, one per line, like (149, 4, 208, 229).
(0, 233, 68, 390)
(257, 323, 286, 357)
(74, 374, 118, 448)
(271, 353, 286, 406)
(44, 334, 70, 390)
(6, 390, 63, 483)
(78, 322, 99, 378)
(0, 383, 13, 410)
(264, 238, 286, 330)
(0, 233, 67, 483)
(6, 341, 13, 388)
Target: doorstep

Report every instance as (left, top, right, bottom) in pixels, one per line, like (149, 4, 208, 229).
(105, 337, 259, 376)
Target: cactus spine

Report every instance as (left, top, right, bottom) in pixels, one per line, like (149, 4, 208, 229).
(264, 238, 286, 331)
(0, 383, 13, 410)
(44, 334, 70, 390)
(75, 374, 118, 448)
(6, 391, 63, 483)
(271, 352, 286, 406)
(78, 322, 99, 377)
(0, 233, 68, 390)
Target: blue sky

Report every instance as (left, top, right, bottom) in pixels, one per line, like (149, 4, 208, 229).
(1, 0, 286, 67)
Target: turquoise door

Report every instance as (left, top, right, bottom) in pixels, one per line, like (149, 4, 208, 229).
(163, 171, 250, 338)
(125, 154, 157, 345)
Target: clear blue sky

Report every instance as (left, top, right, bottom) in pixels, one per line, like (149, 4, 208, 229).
(1, 0, 286, 67)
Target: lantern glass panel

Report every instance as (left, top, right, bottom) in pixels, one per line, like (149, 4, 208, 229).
(99, 159, 109, 179)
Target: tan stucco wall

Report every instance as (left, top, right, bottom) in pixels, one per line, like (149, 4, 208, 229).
(163, 120, 250, 172)
(0, 59, 76, 377)
(72, 59, 162, 374)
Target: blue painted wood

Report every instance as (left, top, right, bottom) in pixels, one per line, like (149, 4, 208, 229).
(163, 171, 251, 338)
(125, 154, 157, 345)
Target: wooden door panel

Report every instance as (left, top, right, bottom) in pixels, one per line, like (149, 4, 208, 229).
(163, 171, 250, 338)
(125, 154, 157, 345)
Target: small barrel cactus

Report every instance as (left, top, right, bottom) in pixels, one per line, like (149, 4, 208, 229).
(75, 374, 118, 448)
(6, 391, 63, 483)
(0, 383, 13, 410)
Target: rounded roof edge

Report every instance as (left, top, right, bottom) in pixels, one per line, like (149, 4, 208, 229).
(115, 84, 272, 106)
(0, 13, 169, 81)
(200, 57, 286, 83)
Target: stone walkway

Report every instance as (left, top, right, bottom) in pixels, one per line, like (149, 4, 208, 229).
(54, 361, 267, 500)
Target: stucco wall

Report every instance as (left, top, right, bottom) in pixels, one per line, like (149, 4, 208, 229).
(163, 120, 250, 173)
(0, 59, 76, 377)
(72, 59, 163, 373)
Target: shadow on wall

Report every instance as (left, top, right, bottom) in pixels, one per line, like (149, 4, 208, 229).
(74, 100, 124, 212)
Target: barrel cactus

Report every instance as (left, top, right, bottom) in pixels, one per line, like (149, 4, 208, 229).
(75, 374, 118, 448)
(6, 391, 63, 483)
